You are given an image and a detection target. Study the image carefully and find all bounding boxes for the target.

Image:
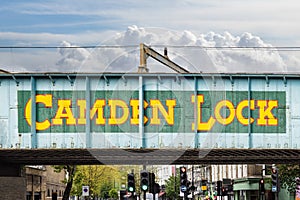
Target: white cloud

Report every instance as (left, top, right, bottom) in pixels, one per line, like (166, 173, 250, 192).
(56, 26, 291, 73)
(1, 26, 300, 73)
(0, 50, 59, 72)
(0, 31, 116, 46)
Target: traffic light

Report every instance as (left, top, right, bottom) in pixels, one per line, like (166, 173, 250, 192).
(140, 170, 149, 191)
(186, 180, 191, 195)
(228, 179, 234, 193)
(259, 178, 265, 194)
(200, 180, 207, 195)
(154, 183, 160, 194)
(149, 172, 155, 194)
(201, 180, 207, 191)
(222, 186, 227, 196)
(120, 190, 127, 200)
(127, 173, 135, 192)
(180, 166, 187, 192)
(189, 185, 196, 192)
(216, 180, 222, 196)
(271, 167, 279, 192)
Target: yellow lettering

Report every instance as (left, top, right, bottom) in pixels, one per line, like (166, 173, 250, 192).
(236, 100, 255, 125)
(257, 100, 278, 125)
(52, 100, 76, 125)
(130, 100, 149, 125)
(90, 100, 106, 125)
(214, 100, 235, 125)
(25, 94, 52, 131)
(77, 100, 86, 125)
(77, 100, 106, 125)
(150, 99, 176, 125)
(108, 100, 129, 125)
(23, 92, 280, 132)
(191, 95, 216, 131)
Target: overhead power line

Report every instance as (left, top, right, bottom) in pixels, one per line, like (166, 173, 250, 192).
(1, 45, 300, 51)
(0, 45, 138, 49)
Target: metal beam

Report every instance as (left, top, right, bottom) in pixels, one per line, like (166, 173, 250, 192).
(86, 76, 91, 148)
(1, 148, 300, 165)
(30, 76, 37, 148)
(139, 76, 146, 148)
(138, 43, 189, 73)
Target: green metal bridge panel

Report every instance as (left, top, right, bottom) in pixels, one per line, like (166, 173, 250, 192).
(0, 73, 296, 150)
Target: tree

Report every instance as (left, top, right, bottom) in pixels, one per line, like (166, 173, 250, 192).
(278, 164, 300, 194)
(164, 169, 180, 200)
(71, 165, 121, 198)
(109, 188, 119, 199)
(59, 165, 145, 199)
(53, 165, 76, 200)
(100, 181, 116, 199)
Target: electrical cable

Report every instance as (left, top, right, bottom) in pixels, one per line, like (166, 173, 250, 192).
(0, 45, 300, 51)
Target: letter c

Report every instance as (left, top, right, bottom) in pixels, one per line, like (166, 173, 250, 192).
(25, 94, 52, 131)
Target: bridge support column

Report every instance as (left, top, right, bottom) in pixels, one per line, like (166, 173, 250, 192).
(0, 163, 26, 200)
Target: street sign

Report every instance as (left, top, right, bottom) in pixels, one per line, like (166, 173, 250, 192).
(82, 186, 89, 196)
(272, 185, 277, 192)
(180, 185, 187, 192)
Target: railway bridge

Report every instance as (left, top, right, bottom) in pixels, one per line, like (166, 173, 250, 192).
(0, 72, 294, 151)
(0, 72, 300, 198)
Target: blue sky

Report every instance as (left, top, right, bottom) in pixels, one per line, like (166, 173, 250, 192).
(1, 0, 300, 72)
(1, 0, 300, 46)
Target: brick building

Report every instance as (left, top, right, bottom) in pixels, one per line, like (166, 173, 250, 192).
(26, 165, 66, 200)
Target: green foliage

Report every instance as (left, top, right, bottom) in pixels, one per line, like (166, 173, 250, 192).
(70, 165, 123, 198)
(164, 168, 180, 200)
(109, 188, 119, 199)
(52, 165, 65, 173)
(65, 165, 154, 199)
(278, 164, 299, 193)
(100, 181, 114, 198)
(52, 165, 76, 200)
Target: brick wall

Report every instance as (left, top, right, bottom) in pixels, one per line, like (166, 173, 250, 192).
(0, 177, 26, 200)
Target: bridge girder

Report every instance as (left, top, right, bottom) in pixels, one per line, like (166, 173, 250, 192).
(0, 148, 298, 165)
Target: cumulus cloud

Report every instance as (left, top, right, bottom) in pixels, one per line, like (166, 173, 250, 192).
(1, 25, 297, 73)
(56, 41, 91, 71)
(56, 26, 289, 73)
(197, 31, 287, 72)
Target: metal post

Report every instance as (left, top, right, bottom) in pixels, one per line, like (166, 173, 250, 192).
(143, 191, 146, 200)
(139, 76, 146, 148)
(86, 76, 91, 148)
(174, 166, 177, 200)
(31, 76, 37, 148)
(138, 43, 149, 73)
(260, 167, 265, 200)
(248, 77, 253, 148)
(194, 77, 199, 148)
